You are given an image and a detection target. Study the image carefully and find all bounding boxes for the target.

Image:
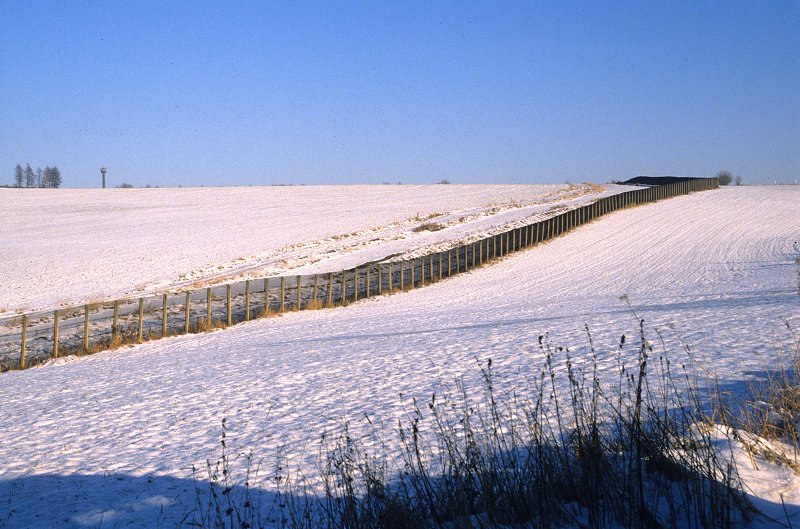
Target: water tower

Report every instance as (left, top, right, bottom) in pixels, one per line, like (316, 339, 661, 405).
(100, 167, 107, 188)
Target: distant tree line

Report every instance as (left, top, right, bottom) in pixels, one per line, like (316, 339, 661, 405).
(13, 163, 62, 188)
(715, 170, 743, 186)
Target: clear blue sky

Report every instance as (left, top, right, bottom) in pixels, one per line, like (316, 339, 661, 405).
(1, 1, 797, 187)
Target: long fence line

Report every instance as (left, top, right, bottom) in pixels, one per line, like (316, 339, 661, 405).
(0, 178, 718, 371)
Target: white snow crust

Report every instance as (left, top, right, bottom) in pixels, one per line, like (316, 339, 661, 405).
(0, 183, 615, 315)
(0, 185, 798, 528)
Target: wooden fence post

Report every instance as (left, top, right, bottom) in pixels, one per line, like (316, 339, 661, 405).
(83, 304, 90, 352)
(296, 275, 302, 309)
(456, 247, 461, 274)
(185, 291, 191, 334)
(354, 269, 359, 301)
(206, 287, 212, 325)
(328, 273, 334, 307)
(388, 263, 394, 292)
(227, 284, 232, 325)
(264, 278, 270, 314)
(245, 280, 251, 321)
(430, 254, 434, 282)
(162, 293, 168, 336)
(20, 315, 28, 369)
(341, 270, 347, 304)
(280, 277, 286, 312)
(400, 262, 405, 289)
(137, 298, 144, 343)
(53, 310, 59, 358)
(377, 265, 382, 294)
(439, 253, 443, 280)
(313, 275, 319, 306)
(112, 300, 119, 342)
(411, 260, 416, 287)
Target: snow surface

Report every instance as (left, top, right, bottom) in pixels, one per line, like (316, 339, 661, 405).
(0, 183, 617, 315)
(0, 185, 798, 528)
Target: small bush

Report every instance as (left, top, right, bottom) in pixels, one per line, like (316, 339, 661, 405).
(718, 326, 800, 473)
(715, 170, 733, 186)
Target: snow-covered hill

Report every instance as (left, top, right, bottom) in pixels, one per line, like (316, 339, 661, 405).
(0, 185, 798, 528)
(0, 183, 617, 315)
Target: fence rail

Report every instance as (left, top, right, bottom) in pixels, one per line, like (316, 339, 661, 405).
(0, 178, 718, 371)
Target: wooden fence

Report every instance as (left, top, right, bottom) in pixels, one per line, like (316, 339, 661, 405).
(0, 178, 718, 371)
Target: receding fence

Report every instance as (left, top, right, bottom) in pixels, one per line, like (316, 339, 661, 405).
(0, 178, 718, 371)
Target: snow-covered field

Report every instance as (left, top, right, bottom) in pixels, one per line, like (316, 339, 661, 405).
(0, 183, 618, 315)
(0, 185, 798, 528)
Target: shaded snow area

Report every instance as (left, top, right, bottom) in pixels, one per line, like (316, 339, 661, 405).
(0, 186, 798, 528)
(0, 183, 616, 315)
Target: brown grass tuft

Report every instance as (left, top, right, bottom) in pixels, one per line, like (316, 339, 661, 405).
(413, 222, 446, 233)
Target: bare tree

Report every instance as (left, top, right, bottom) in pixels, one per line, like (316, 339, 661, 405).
(24, 164, 35, 187)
